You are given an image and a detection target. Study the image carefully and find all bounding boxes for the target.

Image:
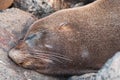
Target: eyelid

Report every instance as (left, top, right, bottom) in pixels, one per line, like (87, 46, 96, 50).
(26, 34, 36, 40)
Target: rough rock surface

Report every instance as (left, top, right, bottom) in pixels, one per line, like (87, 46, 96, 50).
(14, 0, 54, 18)
(45, 0, 84, 11)
(96, 52, 120, 80)
(0, 8, 37, 51)
(0, 8, 63, 80)
(68, 73, 96, 80)
(13, 0, 85, 18)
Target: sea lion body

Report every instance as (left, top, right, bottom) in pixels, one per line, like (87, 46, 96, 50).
(9, 0, 120, 75)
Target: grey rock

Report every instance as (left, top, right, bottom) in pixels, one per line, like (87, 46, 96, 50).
(14, 0, 54, 18)
(0, 8, 37, 51)
(96, 52, 120, 80)
(68, 73, 96, 80)
(13, 0, 86, 18)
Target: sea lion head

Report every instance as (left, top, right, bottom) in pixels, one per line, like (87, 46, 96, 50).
(9, 16, 86, 75)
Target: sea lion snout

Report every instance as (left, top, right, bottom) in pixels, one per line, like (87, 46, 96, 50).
(9, 41, 35, 67)
(9, 48, 38, 69)
(9, 49, 24, 64)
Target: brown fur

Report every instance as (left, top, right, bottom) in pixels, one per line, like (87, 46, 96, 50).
(9, 0, 120, 76)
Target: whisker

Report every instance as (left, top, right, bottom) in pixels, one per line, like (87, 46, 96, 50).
(30, 49, 72, 61)
(31, 50, 72, 61)
(32, 52, 64, 63)
(29, 49, 73, 64)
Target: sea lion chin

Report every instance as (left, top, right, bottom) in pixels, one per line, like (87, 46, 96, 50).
(9, 0, 120, 76)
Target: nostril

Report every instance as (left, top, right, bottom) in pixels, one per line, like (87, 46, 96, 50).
(19, 62, 23, 66)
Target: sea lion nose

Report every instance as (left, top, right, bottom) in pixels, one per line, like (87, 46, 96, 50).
(9, 49, 24, 64)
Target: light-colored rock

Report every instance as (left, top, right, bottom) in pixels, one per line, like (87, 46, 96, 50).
(13, 0, 86, 18)
(46, 0, 84, 11)
(96, 52, 120, 80)
(68, 73, 96, 80)
(0, 8, 37, 51)
(14, 0, 54, 18)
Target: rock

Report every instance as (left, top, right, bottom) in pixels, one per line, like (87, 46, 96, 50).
(0, 8, 61, 80)
(0, 0, 13, 10)
(68, 73, 96, 80)
(46, 0, 71, 11)
(0, 8, 37, 51)
(13, 0, 88, 18)
(96, 52, 120, 80)
(13, 0, 54, 18)
(40, 0, 95, 11)
(47, 0, 84, 11)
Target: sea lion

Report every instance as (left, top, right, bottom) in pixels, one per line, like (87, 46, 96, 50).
(9, 0, 120, 76)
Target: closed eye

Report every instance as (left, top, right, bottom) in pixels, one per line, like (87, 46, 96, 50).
(25, 34, 37, 40)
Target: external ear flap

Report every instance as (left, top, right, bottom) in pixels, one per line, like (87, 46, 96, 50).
(58, 22, 73, 32)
